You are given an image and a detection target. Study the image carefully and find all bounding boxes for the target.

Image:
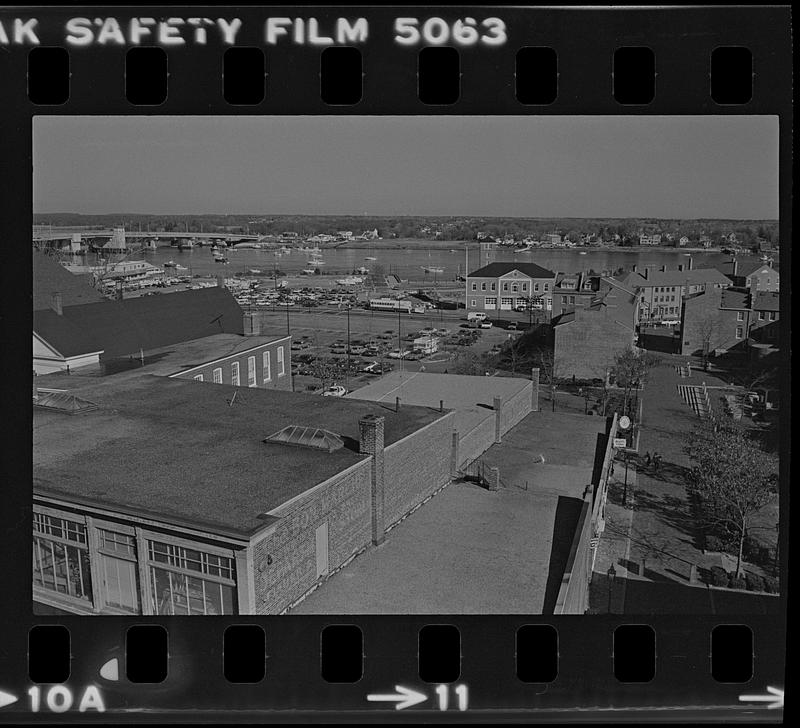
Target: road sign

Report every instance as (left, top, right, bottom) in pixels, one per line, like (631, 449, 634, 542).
(618, 415, 631, 430)
(613, 438, 627, 448)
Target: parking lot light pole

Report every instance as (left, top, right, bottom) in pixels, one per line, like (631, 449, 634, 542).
(345, 304, 351, 391)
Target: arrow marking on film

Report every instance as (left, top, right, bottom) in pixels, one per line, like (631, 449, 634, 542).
(367, 685, 427, 710)
(738, 686, 783, 709)
(0, 690, 18, 709)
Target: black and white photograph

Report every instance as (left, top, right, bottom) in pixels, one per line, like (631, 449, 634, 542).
(32, 114, 781, 617)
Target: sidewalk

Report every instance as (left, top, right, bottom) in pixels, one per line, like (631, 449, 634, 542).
(588, 359, 779, 615)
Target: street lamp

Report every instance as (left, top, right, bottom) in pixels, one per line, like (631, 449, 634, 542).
(607, 563, 617, 613)
(345, 303, 352, 391)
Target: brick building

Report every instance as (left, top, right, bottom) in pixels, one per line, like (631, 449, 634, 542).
(553, 286, 638, 380)
(33, 377, 455, 616)
(551, 272, 599, 317)
(680, 287, 781, 357)
(466, 261, 556, 313)
(721, 258, 780, 293)
(617, 263, 731, 323)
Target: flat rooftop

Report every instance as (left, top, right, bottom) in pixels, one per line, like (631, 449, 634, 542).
(293, 410, 607, 614)
(36, 333, 289, 385)
(347, 371, 531, 437)
(34, 375, 447, 539)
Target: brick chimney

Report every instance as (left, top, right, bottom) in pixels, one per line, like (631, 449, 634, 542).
(359, 414, 386, 546)
(50, 292, 63, 315)
(731, 257, 738, 277)
(243, 312, 261, 336)
(687, 255, 693, 271)
(660, 265, 667, 272)
(632, 264, 637, 273)
(493, 396, 503, 444)
(531, 367, 540, 412)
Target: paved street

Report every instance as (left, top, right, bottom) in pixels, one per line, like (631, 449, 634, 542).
(589, 358, 779, 614)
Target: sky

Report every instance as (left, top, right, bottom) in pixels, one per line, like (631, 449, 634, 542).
(34, 115, 778, 219)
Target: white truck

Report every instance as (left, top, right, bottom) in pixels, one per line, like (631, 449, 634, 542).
(467, 311, 487, 322)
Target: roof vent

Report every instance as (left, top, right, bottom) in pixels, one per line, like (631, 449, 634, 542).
(264, 426, 344, 453)
(34, 391, 99, 415)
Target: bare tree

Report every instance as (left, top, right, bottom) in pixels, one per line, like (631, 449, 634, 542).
(610, 347, 661, 419)
(686, 421, 778, 576)
(311, 356, 344, 390)
(695, 313, 723, 370)
(536, 348, 558, 411)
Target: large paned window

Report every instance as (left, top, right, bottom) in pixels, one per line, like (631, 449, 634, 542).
(231, 361, 240, 386)
(277, 347, 285, 376)
(147, 540, 236, 616)
(97, 528, 139, 613)
(247, 356, 257, 387)
(212, 367, 223, 384)
(33, 513, 92, 605)
(263, 351, 271, 382)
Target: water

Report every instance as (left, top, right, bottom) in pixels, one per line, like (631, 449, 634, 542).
(95, 242, 767, 282)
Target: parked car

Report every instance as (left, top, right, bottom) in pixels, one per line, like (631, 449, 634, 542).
(349, 345, 366, 355)
(479, 321, 493, 329)
(467, 312, 487, 322)
(322, 385, 347, 397)
(507, 321, 518, 330)
(418, 327, 437, 335)
(386, 350, 407, 359)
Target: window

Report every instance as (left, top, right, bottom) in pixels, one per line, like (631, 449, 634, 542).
(263, 351, 271, 382)
(277, 347, 285, 376)
(147, 540, 236, 616)
(522, 283, 528, 291)
(212, 368, 222, 384)
(544, 283, 549, 291)
(534, 283, 540, 292)
(470, 299, 476, 307)
(97, 528, 139, 613)
(194, 374, 203, 382)
(33, 513, 93, 606)
(500, 297, 513, 307)
(481, 282, 486, 291)
(759, 311, 765, 321)
(247, 356, 256, 387)
(485, 297, 497, 306)
(569, 296, 575, 304)
(512, 284, 518, 292)
(471, 282, 477, 291)
(231, 361, 240, 386)
(503, 282, 509, 291)
(491, 282, 496, 291)
(737, 311, 744, 321)
(769, 312, 777, 321)
(735, 327, 743, 339)
(561, 295, 567, 304)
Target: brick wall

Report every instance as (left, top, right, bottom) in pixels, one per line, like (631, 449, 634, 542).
(498, 381, 533, 433)
(457, 417, 496, 468)
(554, 313, 634, 380)
(251, 460, 372, 614)
(383, 413, 455, 526)
(172, 338, 292, 390)
(680, 292, 745, 356)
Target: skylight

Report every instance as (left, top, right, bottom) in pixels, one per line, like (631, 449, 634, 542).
(264, 426, 344, 453)
(34, 391, 99, 415)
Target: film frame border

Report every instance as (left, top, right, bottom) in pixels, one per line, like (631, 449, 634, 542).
(0, 3, 790, 721)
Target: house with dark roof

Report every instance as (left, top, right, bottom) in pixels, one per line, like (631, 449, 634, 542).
(552, 286, 638, 380)
(33, 251, 107, 311)
(32, 375, 457, 616)
(466, 261, 556, 314)
(33, 285, 246, 374)
(721, 258, 780, 292)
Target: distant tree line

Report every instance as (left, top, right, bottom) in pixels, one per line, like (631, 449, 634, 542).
(32, 213, 778, 246)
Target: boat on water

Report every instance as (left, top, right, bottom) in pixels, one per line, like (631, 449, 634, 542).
(421, 266, 445, 274)
(579, 251, 588, 255)
(163, 260, 176, 268)
(248, 268, 262, 275)
(302, 268, 317, 275)
(364, 256, 377, 261)
(175, 265, 188, 271)
(213, 255, 228, 263)
(177, 239, 195, 250)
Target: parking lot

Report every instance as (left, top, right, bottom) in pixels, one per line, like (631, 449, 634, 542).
(253, 308, 520, 393)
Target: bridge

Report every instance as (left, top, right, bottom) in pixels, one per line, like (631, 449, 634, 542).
(32, 229, 262, 243)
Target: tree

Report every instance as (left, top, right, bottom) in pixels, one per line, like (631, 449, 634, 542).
(452, 350, 494, 376)
(535, 348, 558, 411)
(695, 314, 723, 369)
(685, 421, 778, 576)
(610, 347, 660, 419)
(311, 356, 344, 390)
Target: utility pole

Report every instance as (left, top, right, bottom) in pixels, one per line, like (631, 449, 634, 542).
(345, 304, 352, 391)
(286, 300, 290, 336)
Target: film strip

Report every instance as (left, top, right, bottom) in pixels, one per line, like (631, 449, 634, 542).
(0, 4, 789, 722)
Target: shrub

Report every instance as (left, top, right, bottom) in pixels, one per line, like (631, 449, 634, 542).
(758, 545, 774, 565)
(744, 572, 764, 592)
(705, 535, 725, 553)
(710, 566, 728, 587)
(728, 574, 747, 590)
(761, 576, 778, 594)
